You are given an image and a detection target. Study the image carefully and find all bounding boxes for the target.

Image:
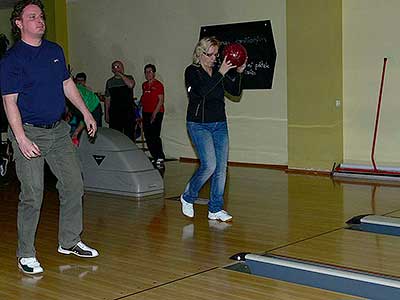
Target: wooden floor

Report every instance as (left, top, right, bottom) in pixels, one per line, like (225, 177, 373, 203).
(2, 160, 400, 299)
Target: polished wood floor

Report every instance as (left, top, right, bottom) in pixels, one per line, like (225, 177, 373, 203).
(2, 160, 400, 299)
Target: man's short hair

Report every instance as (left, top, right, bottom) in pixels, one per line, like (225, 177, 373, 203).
(144, 64, 156, 73)
(11, 0, 45, 40)
(75, 72, 87, 81)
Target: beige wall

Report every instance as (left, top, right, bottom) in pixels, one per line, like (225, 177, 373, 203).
(43, 0, 69, 61)
(67, 0, 287, 164)
(287, 0, 343, 171)
(343, 0, 400, 167)
(0, 8, 12, 42)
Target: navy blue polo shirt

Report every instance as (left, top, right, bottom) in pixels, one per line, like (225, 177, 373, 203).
(0, 39, 70, 125)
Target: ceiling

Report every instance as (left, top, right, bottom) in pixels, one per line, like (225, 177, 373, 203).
(0, 0, 17, 9)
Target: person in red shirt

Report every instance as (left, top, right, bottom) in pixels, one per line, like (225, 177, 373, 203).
(140, 64, 166, 166)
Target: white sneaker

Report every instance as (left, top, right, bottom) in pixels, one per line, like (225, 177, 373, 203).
(208, 210, 233, 222)
(58, 241, 99, 258)
(18, 257, 44, 274)
(180, 195, 194, 218)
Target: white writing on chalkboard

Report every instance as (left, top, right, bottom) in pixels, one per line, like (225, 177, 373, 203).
(200, 20, 276, 89)
(220, 35, 269, 46)
(245, 60, 270, 76)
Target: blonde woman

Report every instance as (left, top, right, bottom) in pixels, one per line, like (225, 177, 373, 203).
(180, 37, 247, 222)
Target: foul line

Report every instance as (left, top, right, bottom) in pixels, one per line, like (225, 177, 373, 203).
(113, 266, 219, 300)
(264, 226, 344, 254)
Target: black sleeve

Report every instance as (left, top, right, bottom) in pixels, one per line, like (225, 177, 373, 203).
(185, 65, 224, 102)
(223, 72, 243, 96)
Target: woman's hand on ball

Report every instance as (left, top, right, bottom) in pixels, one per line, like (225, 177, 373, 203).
(237, 57, 248, 73)
(219, 56, 236, 76)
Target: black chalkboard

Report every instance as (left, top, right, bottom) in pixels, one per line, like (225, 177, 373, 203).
(200, 20, 276, 90)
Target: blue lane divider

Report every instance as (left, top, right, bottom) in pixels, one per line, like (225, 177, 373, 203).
(347, 215, 400, 237)
(244, 254, 400, 300)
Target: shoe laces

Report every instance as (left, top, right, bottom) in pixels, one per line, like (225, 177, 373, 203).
(21, 257, 40, 267)
(76, 241, 90, 250)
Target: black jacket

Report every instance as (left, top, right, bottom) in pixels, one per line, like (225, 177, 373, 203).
(185, 64, 242, 123)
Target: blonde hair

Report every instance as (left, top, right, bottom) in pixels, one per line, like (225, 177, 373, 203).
(192, 36, 220, 65)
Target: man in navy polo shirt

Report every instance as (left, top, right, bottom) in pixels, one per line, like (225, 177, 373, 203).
(0, 0, 99, 275)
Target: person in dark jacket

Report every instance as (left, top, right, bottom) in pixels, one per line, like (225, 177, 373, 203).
(104, 60, 136, 140)
(180, 36, 247, 222)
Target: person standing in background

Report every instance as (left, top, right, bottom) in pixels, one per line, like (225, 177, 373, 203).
(75, 72, 92, 90)
(105, 60, 136, 140)
(140, 64, 166, 167)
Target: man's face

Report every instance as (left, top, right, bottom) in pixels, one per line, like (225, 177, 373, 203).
(75, 78, 86, 86)
(16, 4, 46, 40)
(144, 68, 155, 81)
(112, 62, 124, 75)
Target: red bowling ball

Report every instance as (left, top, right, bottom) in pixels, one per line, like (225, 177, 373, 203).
(222, 43, 247, 67)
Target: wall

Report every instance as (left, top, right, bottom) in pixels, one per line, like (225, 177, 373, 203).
(287, 0, 343, 171)
(44, 0, 69, 61)
(0, 8, 12, 42)
(67, 0, 287, 164)
(343, 0, 400, 167)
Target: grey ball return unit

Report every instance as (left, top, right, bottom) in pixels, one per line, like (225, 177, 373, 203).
(78, 127, 164, 197)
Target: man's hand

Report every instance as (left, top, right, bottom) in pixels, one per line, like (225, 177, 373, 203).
(17, 136, 41, 160)
(84, 114, 97, 137)
(2, 93, 41, 160)
(150, 112, 156, 124)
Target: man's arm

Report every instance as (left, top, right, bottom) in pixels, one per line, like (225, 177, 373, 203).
(104, 97, 110, 124)
(116, 73, 135, 89)
(151, 94, 164, 123)
(104, 81, 110, 124)
(63, 78, 97, 137)
(2, 94, 41, 159)
(223, 59, 247, 96)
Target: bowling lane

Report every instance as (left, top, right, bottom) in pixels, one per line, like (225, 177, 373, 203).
(121, 268, 362, 300)
(270, 228, 400, 278)
(387, 211, 400, 218)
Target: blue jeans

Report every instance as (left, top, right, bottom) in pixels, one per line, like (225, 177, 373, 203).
(183, 121, 229, 213)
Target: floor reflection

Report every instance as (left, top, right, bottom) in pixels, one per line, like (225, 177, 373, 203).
(59, 264, 99, 279)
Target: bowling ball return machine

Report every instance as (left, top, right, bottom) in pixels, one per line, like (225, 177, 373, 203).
(78, 127, 163, 197)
